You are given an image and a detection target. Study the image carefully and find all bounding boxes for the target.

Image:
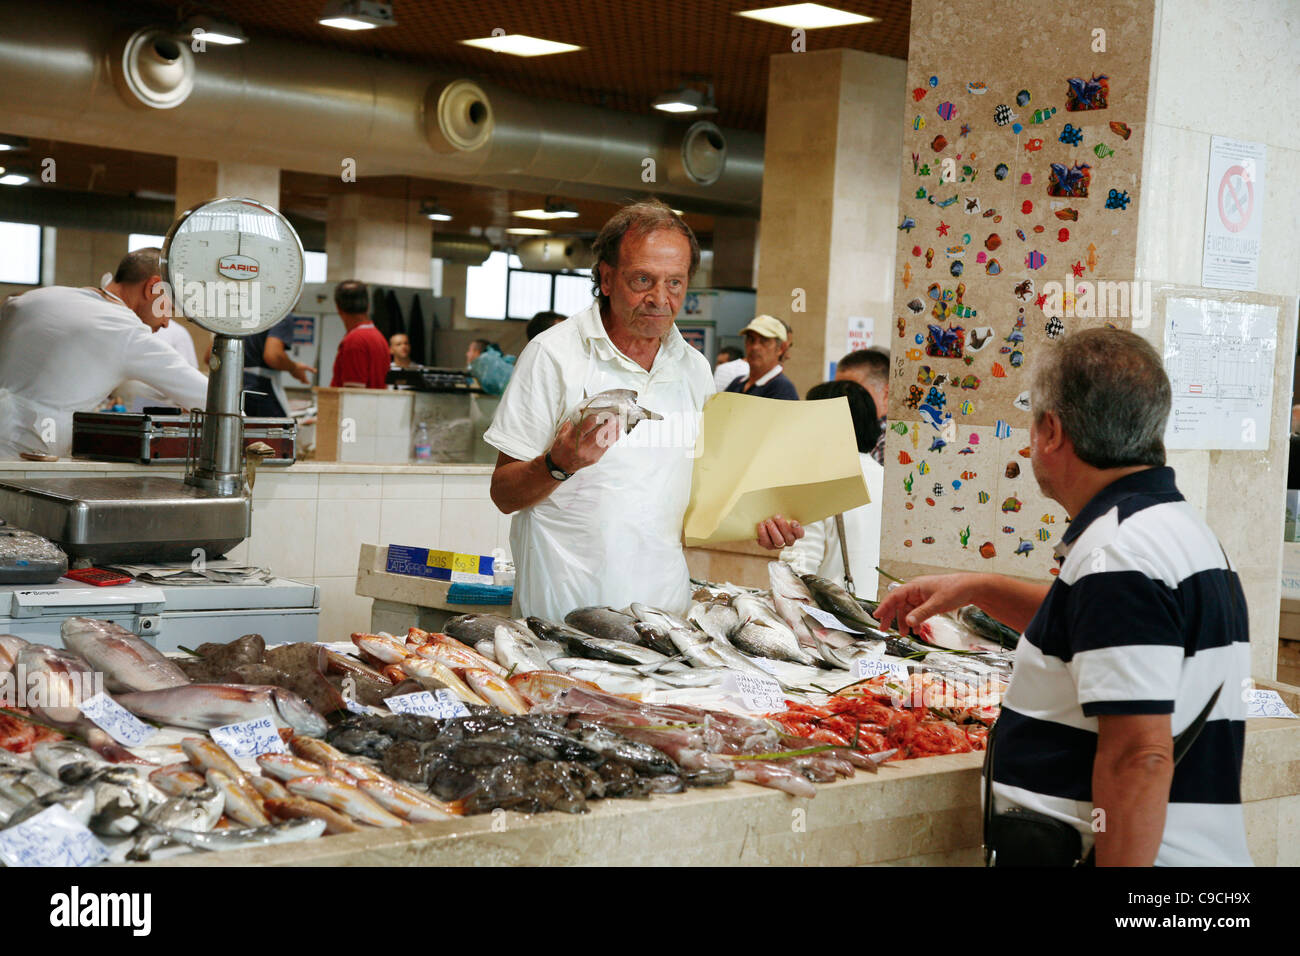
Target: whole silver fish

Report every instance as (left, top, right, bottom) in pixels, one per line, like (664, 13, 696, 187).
(731, 595, 818, 665)
(5, 783, 96, 829)
(444, 613, 533, 648)
(115, 683, 328, 736)
(768, 562, 818, 644)
(61, 616, 189, 693)
(492, 624, 551, 674)
(569, 388, 662, 435)
(285, 775, 405, 828)
(0, 766, 62, 804)
(563, 607, 658, 647)
(87, 766, 168, 836)
(15, 644, 96, 724)
(206, 769, 270, 827)
(155, 817, 328, 852)
(33, 740, 109, 784)
(688, 602, 741, 641)
(144, 784, 225, 832)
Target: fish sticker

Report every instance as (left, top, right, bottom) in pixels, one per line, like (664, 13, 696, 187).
(1041, 514, 1056, 524)
(891, 422, 909, 435)
(937, 101, 956, 120)
(1031, 107, 1057, 124)
(1093, 142, 1114, 159)
(898, 215, 917, 232)
(936, 194, 959, 208)
(1059, 123, 1084, 146)
(1002, 496, 1022, 513)
(1105, 189, 1131, 209)
(908, 298, 925, 313)
(1016, 89, 1031, 106)
(985, 233, 1002, 250)
(917, 366, 934, 384)
(1019, 446, 1032, 458)
(1055, 208, 1079, 221)
(995, 420, 1012, 438)
(992, 362, 1006, 378)
(1065, 74, 1109, 111)
(929, 437, 947, 452)
(1014, 539, 1034, 556)
(961, 470, 977, 480)
(960, 400, 974, 415)
(912, 87, 927, 101)
(1037, 528, 1052, 541)
(905, 347, 923, 360)
(914, 115, 927, 131)
(1109, 120, 1131, 140)
(898, 451, 913, 465)
(994, 163, 1009, 180)
(917, 461, 930, 475)
(960, 373, 982, 389)
(1024, 138, 1044, 152)
(922, 536, 935, 544)
(1002, 525, 1016, 533)
(1025, 250, 1046, 269)
(1010, 350, 1024, 368)
(979, 541, 996, 559)
(932, 134, 949, 152)
(993, 104, 1014, 126)
(977, 491, 990, 504)
(958, 447, 975, 455)
(968, 81, 988, 95)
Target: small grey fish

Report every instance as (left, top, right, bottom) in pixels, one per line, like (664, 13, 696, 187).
(33, 740, 109, 784)
(569, 389, 662, 435)
(153, 817, 328, 852)
(144, 784, 225, 832)
(562, 607, 657, 648)
(5, 784, 96, 829)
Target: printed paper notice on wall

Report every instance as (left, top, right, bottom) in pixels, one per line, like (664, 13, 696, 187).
(1202, 137, 1266, 292)
(1162, 296, 1277, 451)
(846, 316, 874, 356)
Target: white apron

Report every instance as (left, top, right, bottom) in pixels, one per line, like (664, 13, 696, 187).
(0, 387, 70, 459)
(510, 344, 702, 621)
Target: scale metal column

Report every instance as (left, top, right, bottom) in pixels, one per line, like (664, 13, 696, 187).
(0, 198, 305, 563)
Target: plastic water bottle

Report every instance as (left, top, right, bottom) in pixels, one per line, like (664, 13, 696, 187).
(413, 422, 432, 461)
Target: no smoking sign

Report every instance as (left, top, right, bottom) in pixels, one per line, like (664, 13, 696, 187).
(1217, 163, 1255, 234)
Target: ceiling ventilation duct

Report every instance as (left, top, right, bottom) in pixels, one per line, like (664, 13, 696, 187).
(430, 234, 493, 265)
(665, 120, 727, 186)
(428, 79, 493, 153)
(112, 27, 196, 109)
(512, 236, 594, 272)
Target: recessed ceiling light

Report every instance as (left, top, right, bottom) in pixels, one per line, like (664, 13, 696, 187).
(0, 170, 32, 186)
(460, 34, 581, 57)
(0, 135, 29, 152)
(319, 0, 395, 30)
(737, 3, 876, 28)
(513, 199, 579, 220)
(506, 227, 551, 236)
(419, 199, 454, 222)
(652, 85, 718, 116)
(181, 14, 248, 45)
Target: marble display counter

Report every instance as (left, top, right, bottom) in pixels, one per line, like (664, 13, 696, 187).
(140, 691, 1300, 867)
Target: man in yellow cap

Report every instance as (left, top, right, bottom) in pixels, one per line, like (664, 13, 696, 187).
(724, 314, 798, 400)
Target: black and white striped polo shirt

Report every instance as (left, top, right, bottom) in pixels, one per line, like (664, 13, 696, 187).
(992, 466, 1253, 866)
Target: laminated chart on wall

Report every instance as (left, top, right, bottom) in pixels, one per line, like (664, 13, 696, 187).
(683, 393, 869, 546)
(1163, 296, 1278, 451)
(881, 0, 1155, 582)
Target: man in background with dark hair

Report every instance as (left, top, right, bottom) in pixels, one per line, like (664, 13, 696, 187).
(330, 279, 389, 389)
(877, 329, 1251, 867)
(486, 199, 802, 619)
(713, 344, 748, 392)
(0, 247, 209, 458)
(836, 347, 890, 464)
(525, 310, 565, 343)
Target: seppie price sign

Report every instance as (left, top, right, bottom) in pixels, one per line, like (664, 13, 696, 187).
(386, 690, 471, 719)
(722, 672, 786, 713)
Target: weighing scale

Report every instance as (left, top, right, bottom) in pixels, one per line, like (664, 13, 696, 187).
(0, 198, 305, 563)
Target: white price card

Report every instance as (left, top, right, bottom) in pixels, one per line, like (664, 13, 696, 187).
(1244, 689, 1299, 719)
(79, 692, 156, 747)
(386, 690, 471, 719)
(802, 606, 864, 634)
(853, 657, 911, 682)
(210, 717, 288, 760)
(0, 804, 108, 868)
(722, 672, 786, 713)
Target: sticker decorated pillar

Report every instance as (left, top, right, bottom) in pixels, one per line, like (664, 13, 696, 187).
(881, 0, 1300, 680)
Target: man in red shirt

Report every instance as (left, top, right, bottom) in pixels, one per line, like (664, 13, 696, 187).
(329, 280, 390, 388)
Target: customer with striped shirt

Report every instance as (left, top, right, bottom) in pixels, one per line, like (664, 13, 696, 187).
(876, 328, 1252, 866)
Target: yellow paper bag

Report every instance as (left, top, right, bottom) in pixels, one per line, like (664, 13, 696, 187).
(683, 392, 870, 545)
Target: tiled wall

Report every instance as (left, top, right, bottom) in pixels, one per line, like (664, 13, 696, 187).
(9, 467, 510, 644)
(237, 470, 510, 641)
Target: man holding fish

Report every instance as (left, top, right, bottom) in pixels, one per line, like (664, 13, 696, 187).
(487, 200, 802, 619)
(876, 329, 1251, 867)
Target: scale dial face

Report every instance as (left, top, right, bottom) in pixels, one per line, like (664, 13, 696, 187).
(161, 197, 304, 336)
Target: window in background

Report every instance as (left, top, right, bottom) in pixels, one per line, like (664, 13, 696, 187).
(465, 250, 515, 319)
(127, 233, 166, 251)
(553, 270, 593, 316)
(0, 221, 42, 285)
(506, 269, 552, 319)
(303, 251, 327, 284)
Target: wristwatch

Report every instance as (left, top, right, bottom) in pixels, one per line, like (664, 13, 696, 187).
(545, 450, 573, 481)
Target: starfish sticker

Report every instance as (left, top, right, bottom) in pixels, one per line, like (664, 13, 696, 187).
(937, 221, 950, 236)
(1035, 293, 1048, 309)
(1071, 260, 1085, 277)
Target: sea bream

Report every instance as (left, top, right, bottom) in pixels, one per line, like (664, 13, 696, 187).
(729, 595, 819, 666)
(115, 683, 328, 736)
(60, 616, 189, 692)
(569, 388, 662, 435)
